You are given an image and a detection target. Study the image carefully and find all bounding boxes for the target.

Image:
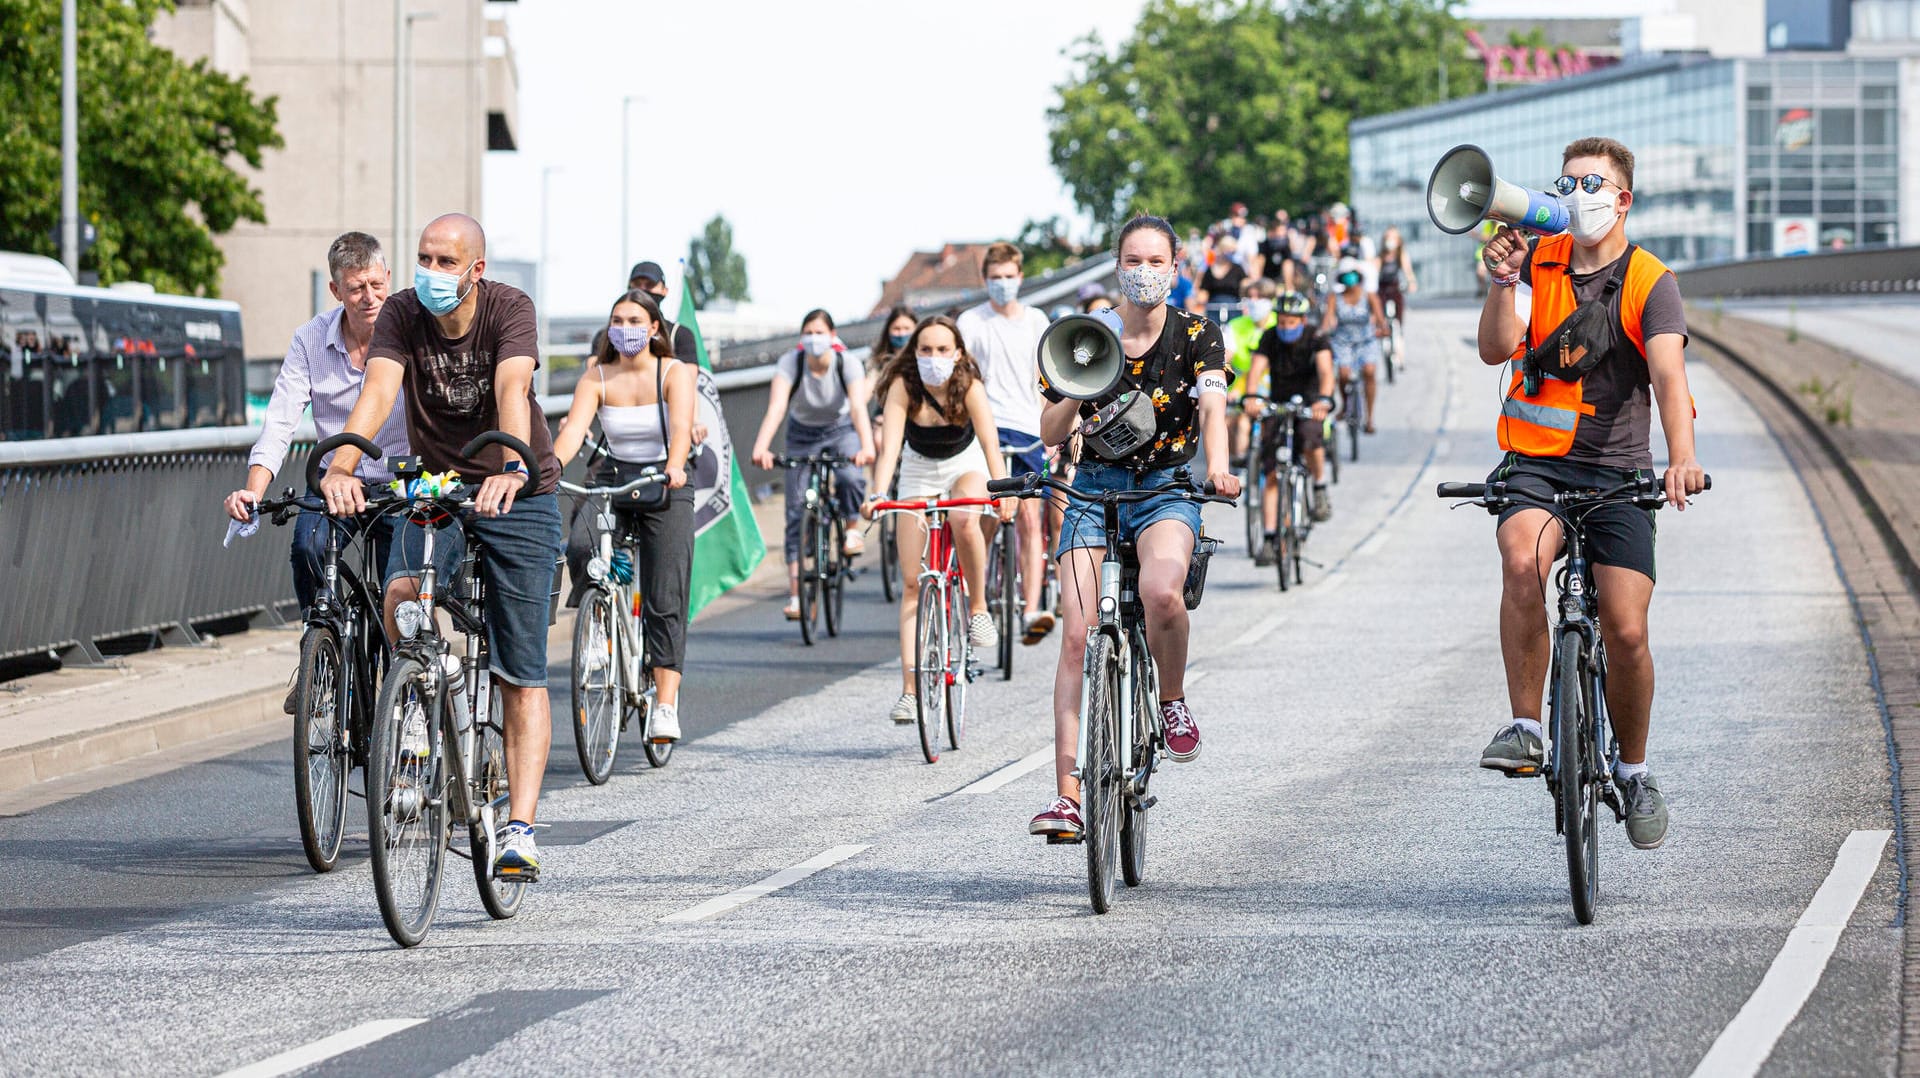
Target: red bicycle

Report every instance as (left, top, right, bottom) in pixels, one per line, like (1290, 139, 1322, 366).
(870, 496, 996, 763)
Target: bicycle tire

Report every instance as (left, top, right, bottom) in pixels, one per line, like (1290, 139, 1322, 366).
(947, 580, 969, 750)
(1383, 335, 1397, 385)
(1120, 640, 1154, 887)
(367, 655, 448, 948)
(1274, 486, 1293, 592)
(997, 523, 1017, 680)
(1325, 420, 1341, 485)
(1554, 629, 1600, 925)
(1348, 405, 1362, 463)
(570, 589, 620, 785)
(472, 682, 525, 919)
(798, 505, 820, 646)
(1243, 454, 1263, 561)
(1083, 633, 1121, 913)
(293, 624, 350, 873)
(1291, 471, 1309, 587)
(824, 516, 845, 638)
(880, 513, 900, 603)
(914, 579, 946, 764)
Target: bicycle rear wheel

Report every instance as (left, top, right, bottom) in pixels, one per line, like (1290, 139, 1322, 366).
(1554, 629, 1601, 924)
(880, 512, 900, 603)
(996, 524, 1017, 681)
(914, 580, 946, 764)
(947, 581, 969, 749)
(1273, 487, 1293, 592)
(1242, 457, 1264, 561)
(1082, 634, 1122, 913)
(571, 589, 620, 785)
(1383, 334, 1397, 385)
(1291, 472, 1309, 587)
(472, 682, 526, 919)
(824, 517, 846, 638)
(367, 656, 448, 948)
(798, 505, 820, 646)
(293, 624, 350, 873)
(1324, 419, 1341, 485)
(1120, 641, 1155, 888)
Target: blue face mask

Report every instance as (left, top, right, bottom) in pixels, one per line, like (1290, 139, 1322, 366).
(986, 278, 1021, 306)
(888, 332, 911, 350)
(415, 260, 476, 316)
(1277, 324, 1306, 343)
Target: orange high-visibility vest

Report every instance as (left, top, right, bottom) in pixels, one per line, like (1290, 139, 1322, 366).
(1498, 234, 1672, 458)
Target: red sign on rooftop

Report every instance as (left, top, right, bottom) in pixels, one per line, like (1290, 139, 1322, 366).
(1465, 29, 1619, 86)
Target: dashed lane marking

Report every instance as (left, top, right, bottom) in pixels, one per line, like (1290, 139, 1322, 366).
(1687, 829, 1891, 1078)
(661, 844, 870, 923)
(1230, 613, 1288, 648)
(217, 1019, 426, 1078)
(952, 748, 1053, 796)
(1356, 531, 1391, 557)
(1318, 571, 1348, 593)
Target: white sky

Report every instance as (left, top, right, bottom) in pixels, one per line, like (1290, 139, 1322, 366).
(481, 0, 1685, 323)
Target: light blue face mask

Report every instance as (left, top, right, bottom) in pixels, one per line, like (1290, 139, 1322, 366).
(415, 260, 476, 316)
(986, 277, 1021, 306)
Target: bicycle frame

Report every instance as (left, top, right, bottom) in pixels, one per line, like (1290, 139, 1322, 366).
(1547, 507, 1621, 821)
(587, 505, 650, 707)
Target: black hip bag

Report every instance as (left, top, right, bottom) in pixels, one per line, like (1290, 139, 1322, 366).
(1521, 245, 1636, 395)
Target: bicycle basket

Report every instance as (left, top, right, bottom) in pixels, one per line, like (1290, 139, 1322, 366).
(1183, 536, 1222, 610)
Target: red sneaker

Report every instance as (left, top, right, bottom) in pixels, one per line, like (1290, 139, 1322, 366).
(1161, 699, 1201, 762)
(1028, 795, 1082, 838)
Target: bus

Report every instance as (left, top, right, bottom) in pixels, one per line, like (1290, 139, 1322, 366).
(0, 252, 246, 441)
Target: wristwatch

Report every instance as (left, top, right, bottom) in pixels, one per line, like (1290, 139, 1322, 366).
(502, 460, 524, 475)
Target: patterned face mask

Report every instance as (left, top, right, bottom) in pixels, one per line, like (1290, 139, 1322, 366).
(1117, 265, 1175, 308)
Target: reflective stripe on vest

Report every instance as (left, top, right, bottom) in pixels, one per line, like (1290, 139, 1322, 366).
(1501, 396, 1580, 431)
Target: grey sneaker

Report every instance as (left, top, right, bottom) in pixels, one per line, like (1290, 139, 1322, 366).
(969, 612, 999, 651)
(1479, 723, 1544, 775)
(889, 692, 916, 725)
(1619, 771, 1669, 850)
(1310, 486, 1332, 522)
(1254, 534, 1276, 567)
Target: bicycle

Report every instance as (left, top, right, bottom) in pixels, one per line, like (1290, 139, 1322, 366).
(255, 432, 395, 873)
(1380, 295, 1403, 384)
(365, 431, 542, 947)
(869, 495, 992, 764)
(1235, 398, 1267, 563)
(1437, 470, 1709, 924)
(986, 440, 1044, 681)
(1244, 394, 1320, 591)
(776, 451, 856, 646)
(561, 469, 673, 783)
(1334, 361, 1366, 464)
(988, 469, 1233, 913)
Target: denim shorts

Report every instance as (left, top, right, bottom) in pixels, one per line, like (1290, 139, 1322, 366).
(386, 492, 565, 688)
(1055, 463, 1202, 558)
(997, 427, 1047, 483)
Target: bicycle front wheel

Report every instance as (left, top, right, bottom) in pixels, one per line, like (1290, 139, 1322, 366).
(1082, 633, 1122, 913)
(571, 588, 620, 785)
(367, 656, 448, 948)
(947, 581, 969, 749)
(824, 516, 846, 638)
(880, 512, 900, 603)
(914, 580, 947, 764)
(473, 682, 525, 919)
(1120, 641, 1155, 888)
(1243, 460, 1263, 561)
(1291, 471, 1310, 587)
(1554, 629, 1600, 925)
(293, 624, 350, 873)
(997, 526, 1017, 681)
(1273, 487, 1293, 592)
(797, 506, 820, 645)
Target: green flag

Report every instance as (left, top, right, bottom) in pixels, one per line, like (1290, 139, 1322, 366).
(679, 285, 766, 616)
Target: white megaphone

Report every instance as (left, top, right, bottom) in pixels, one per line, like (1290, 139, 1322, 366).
(1036, 307, 1125, 401)
(1426, 143, 1569, 236)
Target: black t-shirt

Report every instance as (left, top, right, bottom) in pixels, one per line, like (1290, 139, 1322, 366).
(1259, 234, 1293, 278)
(1042, 305, 1230, 470)
(664, 320, 697, 364)
(1518, 244, 1688, 469)
(1201, 262, 1246, 300)
(1253, 327, 1332, 401)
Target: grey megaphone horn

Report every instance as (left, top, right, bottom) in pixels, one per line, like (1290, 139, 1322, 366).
(1426, 143, 1569, 236)
(1036, 307, 1125, 402)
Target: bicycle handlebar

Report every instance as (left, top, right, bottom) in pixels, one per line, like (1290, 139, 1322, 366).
(305, 432, 384, 492)
(773, 452, 848, 468)
(1436, 472, 1711, 509)
(459, 431, 539, 492)
(870, 496, 999, 512)
(987, 471, 1235, 507)
(559, 470, 667, 498)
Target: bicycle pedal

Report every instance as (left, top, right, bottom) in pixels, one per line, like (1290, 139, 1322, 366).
(493, 865, 539, 883)
(1045, 833, 1084, 845)
(1504, 766, 1541, 779)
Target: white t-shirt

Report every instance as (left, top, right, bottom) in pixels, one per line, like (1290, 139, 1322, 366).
(957, 301, 1049, 435)
(776, 348, 866, 428)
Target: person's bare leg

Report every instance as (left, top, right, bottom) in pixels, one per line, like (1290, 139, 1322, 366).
(1307, 445, 1326, 483)
(1594, 564, 1656, 764)
(1497, 510, 1563, 721)
(951, 475, 992, 618)
(654, 667, 681, 709)
(500, 682, 550, 825)
(1052, 545, 1103, 799)
(1262, 468, 1280, 532)
(1362, 364, 1379, 432)
(1136, 520, 1195, 700)
(895, 514, 927, 694)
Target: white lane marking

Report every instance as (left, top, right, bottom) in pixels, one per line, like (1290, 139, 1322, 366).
(954, 748, 1052, 796)
(1318, 571, 1347, 593)
(1434, 437, 1452, 459)
(661, 844, 870, 923)
(1231, 613, 1288, 648)
(217, 1019, 426, 1078)
(1356, 531, 1391, 557)
(1688, 829, 1891, 1078)
(1187, 669, 1211, 687)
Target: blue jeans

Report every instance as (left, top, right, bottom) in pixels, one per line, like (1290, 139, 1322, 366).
(783, 419, 865, 562)
(386, 493, 565, 688)
(1055, 463, 1202, 559)
(292, 504, 395, 614)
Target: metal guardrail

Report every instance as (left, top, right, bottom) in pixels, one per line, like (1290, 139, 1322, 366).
(1680, 244, 1920, 298)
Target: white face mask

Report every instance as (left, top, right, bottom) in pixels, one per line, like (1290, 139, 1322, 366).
(916, 353, 956, 387)
(801, 333, 834, 357)
(1117, 265, 1175, 308)
(1245, 299, 1274, 323)
(1564, 190, 1621, 247)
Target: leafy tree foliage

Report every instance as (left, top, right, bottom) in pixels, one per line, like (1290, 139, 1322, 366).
(0, 0, 282, 295)
(684, 214, 750, 308)
(1014, 215, 1087, 276)
(1047, 0, 1480, 237)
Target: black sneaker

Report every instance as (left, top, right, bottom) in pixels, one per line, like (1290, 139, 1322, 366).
(1310, 486, 1332, 522)
(1254, 533, 1277, 567)
(1619, 771, 1669, 849)
(1479, 723, 1544, 775)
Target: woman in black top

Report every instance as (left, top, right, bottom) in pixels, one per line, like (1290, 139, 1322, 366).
(1027, 215, 1243, 841)
(864, 316, 1014, 725)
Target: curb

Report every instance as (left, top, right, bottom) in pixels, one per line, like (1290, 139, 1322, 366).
(0, 685, 287, 795)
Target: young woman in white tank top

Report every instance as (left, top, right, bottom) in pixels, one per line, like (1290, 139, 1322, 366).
(554, 290, 699, 742)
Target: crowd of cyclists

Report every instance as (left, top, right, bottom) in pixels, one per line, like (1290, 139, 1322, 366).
(221, 136, 1710, 931)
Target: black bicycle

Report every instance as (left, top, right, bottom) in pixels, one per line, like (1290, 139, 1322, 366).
(1438, 471, 1708, 924)
(1244, 394, 1318, 591)
(366, 431, 542, 947)
(989, 468, 1232, 913)
(256, 433, 395, 873)
(1235, 398, 1267, 563)
(776, 451, 857, 645)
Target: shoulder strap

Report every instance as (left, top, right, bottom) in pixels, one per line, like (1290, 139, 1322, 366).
(654, 358, 667, 442)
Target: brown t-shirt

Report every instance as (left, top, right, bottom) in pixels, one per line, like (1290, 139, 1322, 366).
(369, 279, 560, 494)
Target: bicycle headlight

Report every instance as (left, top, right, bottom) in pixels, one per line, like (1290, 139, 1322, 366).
(394, 600, 428, 640)
(586, 555, 610, 583)
(803, 487, 820, 507)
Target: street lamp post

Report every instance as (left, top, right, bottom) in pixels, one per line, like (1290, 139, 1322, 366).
(621, 94, 643, 277)
(60, 0, 78, 280)
(539, 165, 562, 393)
(393, 6, 435, 262)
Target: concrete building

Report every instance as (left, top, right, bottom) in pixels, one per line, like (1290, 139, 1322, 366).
(151, 1, 520, 362)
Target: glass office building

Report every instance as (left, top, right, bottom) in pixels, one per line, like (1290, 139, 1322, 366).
(1350, 52, 1904, 295)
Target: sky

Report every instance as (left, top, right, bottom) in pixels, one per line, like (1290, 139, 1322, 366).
(481, 0, 1687, 323)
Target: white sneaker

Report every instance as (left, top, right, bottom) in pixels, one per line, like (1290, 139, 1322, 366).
(399, 697, 430, 761)
(493, 823, 540, 881)
(650, 702, 682, 742)
(969, 612, 999, 650)
(889, 692, 916, 725)
(582, 618, 609, 672)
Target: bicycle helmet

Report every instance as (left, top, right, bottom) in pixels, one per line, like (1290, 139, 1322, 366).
(1277, 291, 1312, 317)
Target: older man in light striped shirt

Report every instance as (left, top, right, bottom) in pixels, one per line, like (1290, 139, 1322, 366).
(223, 233, 411, 709)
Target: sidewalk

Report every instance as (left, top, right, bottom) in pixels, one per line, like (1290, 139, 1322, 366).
(0, 496, 791, 807)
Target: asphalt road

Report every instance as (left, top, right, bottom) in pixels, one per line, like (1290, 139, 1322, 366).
(0, 309, 1900, 1077)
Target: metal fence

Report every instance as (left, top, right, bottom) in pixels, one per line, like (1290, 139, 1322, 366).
(1679, 244, 1920, 298)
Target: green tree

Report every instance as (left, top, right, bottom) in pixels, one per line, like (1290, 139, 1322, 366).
(1014, 215, 1083, 276)
(1047, 0, 1480, 238)
(0, 0, 282, 295)
(684, 214, 750, 308)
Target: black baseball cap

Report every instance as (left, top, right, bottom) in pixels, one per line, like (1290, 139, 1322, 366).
(627, 261, 666, 286)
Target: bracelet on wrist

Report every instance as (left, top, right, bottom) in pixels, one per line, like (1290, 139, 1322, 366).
(1490, 270, 1521, 289)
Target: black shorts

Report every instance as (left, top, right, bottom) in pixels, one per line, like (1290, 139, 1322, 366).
(1488, 453, 1657, 582)
(1259, 410, 1323, 471)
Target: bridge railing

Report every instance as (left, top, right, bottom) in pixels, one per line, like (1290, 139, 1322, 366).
(1679, 244, 1920, 298)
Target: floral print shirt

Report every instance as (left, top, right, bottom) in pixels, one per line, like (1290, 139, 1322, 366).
(1040, 305, 1230, 470)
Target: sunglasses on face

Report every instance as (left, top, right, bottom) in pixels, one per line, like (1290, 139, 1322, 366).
(1554, 173, 1626, 197)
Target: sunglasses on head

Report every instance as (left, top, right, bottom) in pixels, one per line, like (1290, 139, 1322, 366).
(1554, 173, 1626, 197)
